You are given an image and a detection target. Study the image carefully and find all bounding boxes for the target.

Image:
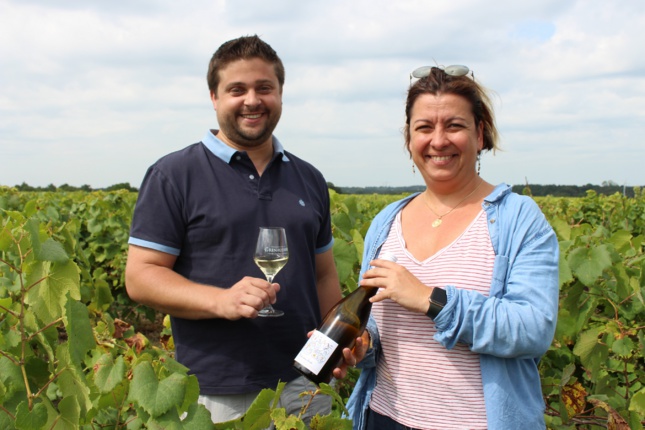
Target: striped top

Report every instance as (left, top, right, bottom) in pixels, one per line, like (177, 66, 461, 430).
(369, 210, 494, 429)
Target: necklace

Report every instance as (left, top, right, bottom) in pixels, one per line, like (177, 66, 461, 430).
(423, 179, 484, 228)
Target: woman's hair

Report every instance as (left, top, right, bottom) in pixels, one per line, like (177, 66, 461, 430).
(404, 67, 499, 154)
(207, 35, 285, 94)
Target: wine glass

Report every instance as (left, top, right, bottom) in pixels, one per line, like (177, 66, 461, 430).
(254, 227, 288, 317)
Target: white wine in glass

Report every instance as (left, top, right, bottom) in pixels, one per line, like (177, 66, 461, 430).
(254, 227, 288, 317)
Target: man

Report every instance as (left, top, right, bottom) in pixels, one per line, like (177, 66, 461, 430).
(125, 35, 343, 424)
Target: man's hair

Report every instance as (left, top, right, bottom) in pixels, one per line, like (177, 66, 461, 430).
(404, 67, 499, 154)
(207, 35, 285, 94)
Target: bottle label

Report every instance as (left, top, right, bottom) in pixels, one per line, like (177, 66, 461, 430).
(294, 330, 338, 375)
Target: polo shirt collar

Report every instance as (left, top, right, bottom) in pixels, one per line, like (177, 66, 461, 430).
(201, 129, 290, 163)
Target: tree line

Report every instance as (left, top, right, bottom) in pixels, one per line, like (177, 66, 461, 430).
(9, 182, 138, 192)
(7, 182, 643, 198)
(331, 183, 643, 198)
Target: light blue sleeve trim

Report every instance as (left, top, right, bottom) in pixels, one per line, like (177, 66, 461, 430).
(315, 238, 334, 254)
(128, 237, 181, 256)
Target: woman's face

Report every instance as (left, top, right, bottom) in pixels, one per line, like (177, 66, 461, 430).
(408, 92, 483, 187)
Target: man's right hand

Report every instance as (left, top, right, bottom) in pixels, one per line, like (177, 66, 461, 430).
(125, 245, 280, 320)
(218, 276, 280, 319)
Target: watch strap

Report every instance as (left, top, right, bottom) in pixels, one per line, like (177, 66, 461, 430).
(426, 287, 447, 320)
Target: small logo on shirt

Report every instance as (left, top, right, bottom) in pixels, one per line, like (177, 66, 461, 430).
(299, 199, 306, 207)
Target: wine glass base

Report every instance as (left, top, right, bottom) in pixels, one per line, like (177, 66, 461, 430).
(258, 308, 284, 317)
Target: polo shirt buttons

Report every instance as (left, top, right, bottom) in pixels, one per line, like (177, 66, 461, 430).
(249, 174, 255, 180)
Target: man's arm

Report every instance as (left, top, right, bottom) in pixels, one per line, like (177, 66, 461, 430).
(314, 249, 343, 317)
(125, 245, 279, 320)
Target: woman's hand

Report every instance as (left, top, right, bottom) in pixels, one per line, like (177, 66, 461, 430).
(332, 330, 371, 379)
(360, 257, 431, 314)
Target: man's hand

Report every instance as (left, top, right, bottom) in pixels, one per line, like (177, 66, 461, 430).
(218, 276, 280, 319)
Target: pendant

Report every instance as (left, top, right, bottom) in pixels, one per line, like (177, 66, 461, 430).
(432, 218, 442, 228)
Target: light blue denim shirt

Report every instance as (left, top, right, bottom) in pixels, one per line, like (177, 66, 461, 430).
(346, 183, 559, 430)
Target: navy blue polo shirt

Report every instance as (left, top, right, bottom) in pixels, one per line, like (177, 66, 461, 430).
(128, 130, 334, 395)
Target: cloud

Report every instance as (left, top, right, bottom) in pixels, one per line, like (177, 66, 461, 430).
(1, 0, 644, 188)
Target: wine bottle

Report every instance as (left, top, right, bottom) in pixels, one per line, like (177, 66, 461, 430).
(293, 253, 397, 385)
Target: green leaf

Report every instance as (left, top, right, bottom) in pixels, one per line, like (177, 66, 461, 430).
(0, 356, 26, 398)
(317, 383, 348, 416)
(38, 238, 70, 264)
(0, 297, 12, 313)
(629, 389, 645, 415)
(180, 402, 217, 429)
(567, 244, 612, 287)
(310, 414, 353, 430)
(15, 401, 48, 430)
(271, 409, 305, 430)
(26, 259, 80, 323)
(0, 221, 14, 251)
(608, 230, 633, 254)
(0, 413, 15, 430)
(24, 219, 68, 264)
(64, 293, 95, 366)
(331, 212, 353, 239)
(573, 327, 608, 379)
(179, 374, 201, 414)
(53, 395, 81, 430)
(550, 217, 571, 241)
(145, 409, 185, 430)
(91, 278, 114, 311)
(213, 418, 244, 429)
(241, 388, 280, 430)
(332, 238, 358, 286)
(560, 362, 576, 387)
(56, 345, 93, 415)
(128, 361, 188, 417)
(612, 337, 635, 358)
(558, 249, 574, 287)
(554, 308, 577, 344)
(634, 260, 645, 304)
(350, 229, 365, 266)
(94, 354, 126, 394)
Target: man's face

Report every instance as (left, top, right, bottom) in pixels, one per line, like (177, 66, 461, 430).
(210, 58, 283, 150)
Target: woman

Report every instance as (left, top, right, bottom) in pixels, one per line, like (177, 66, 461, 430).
(342, 65, 559, 429)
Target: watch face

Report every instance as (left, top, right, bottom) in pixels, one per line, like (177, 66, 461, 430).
(431, 288, 447, 306)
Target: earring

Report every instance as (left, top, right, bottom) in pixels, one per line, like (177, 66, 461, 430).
(412, 164, 416, 174)
(477, 153, 481, 176)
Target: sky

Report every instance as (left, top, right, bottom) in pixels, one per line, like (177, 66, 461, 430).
(1, 0, 644, 189)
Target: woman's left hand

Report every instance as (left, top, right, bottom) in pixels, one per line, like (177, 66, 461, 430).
(331, 330, 370, 380)
(360, 258, 430, 314)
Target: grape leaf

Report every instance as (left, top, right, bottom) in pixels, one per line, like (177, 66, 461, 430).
(567, 244, 612, 287)
(129, 361, 187, 417)
(15, 401, 47, 430)
(94, 354, 126, 394)
(64, 293, 95, 366)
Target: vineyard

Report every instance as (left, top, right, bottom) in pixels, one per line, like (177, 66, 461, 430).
(1, 185, 644, 429)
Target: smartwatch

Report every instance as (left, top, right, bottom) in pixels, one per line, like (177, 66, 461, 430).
(426, 287, 447, 320)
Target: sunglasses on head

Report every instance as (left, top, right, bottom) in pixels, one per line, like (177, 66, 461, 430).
(409, 65, 473, 85)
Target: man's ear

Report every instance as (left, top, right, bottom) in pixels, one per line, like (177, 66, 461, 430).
(210, 90, 218, 111)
